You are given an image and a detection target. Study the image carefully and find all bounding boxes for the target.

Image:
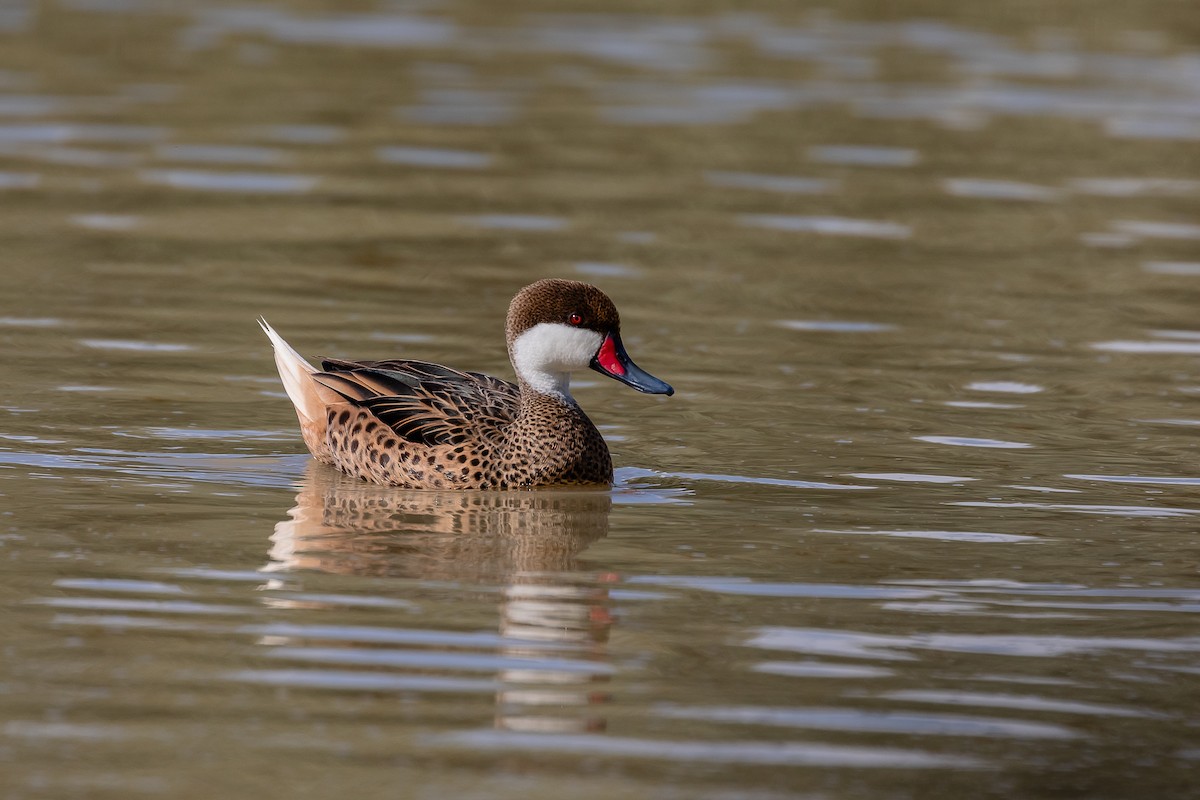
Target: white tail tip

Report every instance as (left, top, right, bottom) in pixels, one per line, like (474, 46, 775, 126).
(259, 317, 323, 425)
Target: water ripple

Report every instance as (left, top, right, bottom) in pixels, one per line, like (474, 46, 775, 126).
(431, 730, 988, 768)
(572, 262, 641, 279)
(33, 597, 250, 615)
(629, 576, 935, 600)
(70, 214, 140, 231)
(705, 170, 835, 194)
(816, 529, 1040, 544)
(751, 626, 1200, 659)
(5, 722, 127, 741)
(376, 145, 492, 168)
(155, 143, 287, 165)
(0, 123, 165, 142)
(943, 401, 1024, 409)
(79, 338, 192, 352)
(0, 170, 38, 188)
(880, 690, 1156, 718)
(0, 316, 62, 327)
(460, 214, 568, 231)
(916, 436, 1032, 449)
(264, 646, 612, 675)
(845, 473, 974, 483)
(188, 9, 456, 49)
(1071, 178, 1200, 197)
(656, 704, 1079, 739)
(237, 623, 561, 650)
(669, 471, 874, 490)
(740, 214, 912, 239)
(965, 381, 1043, 394)
(1064, 474, 1200, 486)
(0, 449, 302, 490)
(778, 320, 897, 333)
(943, 178, 1060, 202)
(755, 660, 895, 679)
(1092, 340, 1200, 354)
(808, 145, 919, 166)
(952, 501, 1200, 518)
(53, 578, 188, 595)
(1143, 261, 1200, 276)
(1111, 220, 1200, 241)
(226, 669, 496, 693)
(139, 168, 318, 193)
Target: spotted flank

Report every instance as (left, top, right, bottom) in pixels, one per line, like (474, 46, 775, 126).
(260, 279, 673, 489)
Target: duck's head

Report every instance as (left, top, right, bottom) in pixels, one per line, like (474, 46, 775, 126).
(505, 279, 674, 400)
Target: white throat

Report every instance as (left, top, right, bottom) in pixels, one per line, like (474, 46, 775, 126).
(511, 322, 604, 400)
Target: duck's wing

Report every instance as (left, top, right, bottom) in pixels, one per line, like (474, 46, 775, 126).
(313, 358, 520, 447)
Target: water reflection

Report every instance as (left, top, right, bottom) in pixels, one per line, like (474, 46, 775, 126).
(267, 462, 609, 579)
(263, 462, 614, 733)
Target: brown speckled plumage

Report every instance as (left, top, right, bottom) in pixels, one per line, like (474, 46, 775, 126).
(260, 279, 672, 490)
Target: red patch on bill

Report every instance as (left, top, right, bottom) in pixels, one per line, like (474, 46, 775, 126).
(597, 335, 626, 376)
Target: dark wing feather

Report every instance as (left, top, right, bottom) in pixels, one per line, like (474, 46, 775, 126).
(313, 358, 520, 447)
(323, 358, 473, 384)
(359, 393, 465, 445)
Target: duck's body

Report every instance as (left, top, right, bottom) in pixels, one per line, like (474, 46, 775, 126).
(290, 356, 613, 489)
(261, 280, 673, 489)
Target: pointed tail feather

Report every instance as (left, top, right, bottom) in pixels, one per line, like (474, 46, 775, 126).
(258, 317, 326, 426)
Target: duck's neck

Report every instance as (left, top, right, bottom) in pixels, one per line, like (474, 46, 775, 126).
(517, 371, 574, 403)
(513, 381, 611, 442)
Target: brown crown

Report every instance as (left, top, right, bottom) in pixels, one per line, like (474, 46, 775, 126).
(505, 279, 622, 346)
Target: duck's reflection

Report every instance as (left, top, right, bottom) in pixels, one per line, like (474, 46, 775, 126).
(263, 460, 614, 732)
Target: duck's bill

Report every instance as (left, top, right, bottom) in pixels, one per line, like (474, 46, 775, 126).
(590, 333, 674, 396)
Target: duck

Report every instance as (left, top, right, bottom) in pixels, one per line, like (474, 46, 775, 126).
(260, 279, 674, 489)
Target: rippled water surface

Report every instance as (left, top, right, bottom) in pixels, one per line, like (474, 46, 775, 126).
(3, 2, 1200, 798)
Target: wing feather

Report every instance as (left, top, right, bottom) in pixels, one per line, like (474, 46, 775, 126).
(312, 358, 519, 447)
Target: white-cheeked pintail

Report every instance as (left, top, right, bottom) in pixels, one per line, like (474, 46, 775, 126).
(260, 279, 674, 489)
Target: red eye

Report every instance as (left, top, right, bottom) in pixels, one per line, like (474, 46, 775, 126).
(568, 313, 582, 325)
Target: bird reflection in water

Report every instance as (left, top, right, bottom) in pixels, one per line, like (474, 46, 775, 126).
(262, 461, 615, 733)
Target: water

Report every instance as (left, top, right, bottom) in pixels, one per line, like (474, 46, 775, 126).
(3, 2, 1200, 798)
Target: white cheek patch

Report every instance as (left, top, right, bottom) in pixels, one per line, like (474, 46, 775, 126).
(512, 322, 603, 398)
